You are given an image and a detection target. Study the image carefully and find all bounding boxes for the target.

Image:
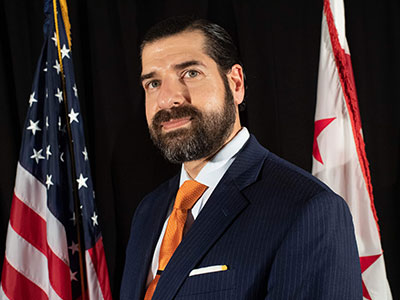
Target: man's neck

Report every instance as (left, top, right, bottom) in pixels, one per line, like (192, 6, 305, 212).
(183, 125, 242, 179)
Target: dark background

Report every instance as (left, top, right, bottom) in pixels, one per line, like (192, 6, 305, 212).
(0, 0, 399, 298)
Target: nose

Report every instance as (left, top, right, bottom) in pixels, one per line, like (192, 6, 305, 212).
(157, 77, 186, 109)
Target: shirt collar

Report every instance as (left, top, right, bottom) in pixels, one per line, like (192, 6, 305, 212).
(179, 127, 250, 188)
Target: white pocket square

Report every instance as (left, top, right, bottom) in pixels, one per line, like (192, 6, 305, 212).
(189, 265, 228, 277)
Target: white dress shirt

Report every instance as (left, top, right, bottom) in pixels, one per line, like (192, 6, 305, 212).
(146, 127, 250, 286)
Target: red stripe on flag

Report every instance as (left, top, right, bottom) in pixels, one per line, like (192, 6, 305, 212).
(1, 258, 48, 300)
(323, 0, 379, 229)
(9, 193, 72, 299)
(88, 237, 112, 300)
(47, 247, 72, 300)
(9, 193, 47, 254)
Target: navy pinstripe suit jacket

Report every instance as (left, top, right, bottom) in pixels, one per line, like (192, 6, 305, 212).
(120, 135, 362, 299)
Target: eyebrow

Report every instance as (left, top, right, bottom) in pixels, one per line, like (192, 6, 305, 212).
(174, 60, 204, 70)
(140, 71, 156, 83)
(140, 60, 205, 83)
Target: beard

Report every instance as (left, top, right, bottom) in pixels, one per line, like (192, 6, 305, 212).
(149, 77, 237, 164)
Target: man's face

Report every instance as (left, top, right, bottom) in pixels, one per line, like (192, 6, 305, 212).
(141, 30, 242, 163)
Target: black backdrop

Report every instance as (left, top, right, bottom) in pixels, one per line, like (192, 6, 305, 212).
(0, 0, 399, 298)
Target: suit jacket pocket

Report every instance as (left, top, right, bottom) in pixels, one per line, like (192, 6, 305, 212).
(176, 268, 235, 298)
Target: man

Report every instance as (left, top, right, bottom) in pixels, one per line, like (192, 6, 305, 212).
(120, 16, 362, 299)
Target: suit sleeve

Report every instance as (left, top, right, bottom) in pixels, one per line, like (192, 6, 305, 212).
(265, 191, 363, 300)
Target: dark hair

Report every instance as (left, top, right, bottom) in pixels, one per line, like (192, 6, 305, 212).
(140, 16, 246, 110)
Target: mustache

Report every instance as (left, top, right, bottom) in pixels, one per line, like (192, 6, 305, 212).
(152, 105, 202, 128)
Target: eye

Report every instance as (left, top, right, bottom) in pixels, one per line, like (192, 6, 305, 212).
(147, 80, 160, 89)
(184, 70, 200, 78)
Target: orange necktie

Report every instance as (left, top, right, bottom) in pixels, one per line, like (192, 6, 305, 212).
(144, 180, 208, 300)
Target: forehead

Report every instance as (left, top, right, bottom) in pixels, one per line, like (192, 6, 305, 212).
(141, 31, 211, 73)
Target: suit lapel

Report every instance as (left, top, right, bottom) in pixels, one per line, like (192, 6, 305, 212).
(152, 135, 269, 300)
(132, 175, 179, 299)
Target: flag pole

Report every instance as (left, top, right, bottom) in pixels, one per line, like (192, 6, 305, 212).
(52, 0, 87, 298)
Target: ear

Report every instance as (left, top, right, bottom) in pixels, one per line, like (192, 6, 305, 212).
(227, 64, 245, 105)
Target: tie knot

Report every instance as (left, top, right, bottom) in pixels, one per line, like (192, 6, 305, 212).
(174, 180, 208, 210)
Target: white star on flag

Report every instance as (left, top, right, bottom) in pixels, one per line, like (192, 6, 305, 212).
(27, 120, 41, 135)
(68, 241, 79, 255)
(30, 148, 45, 164)
(55, 88, 63, 103)
(46, 116, 49, 128)
(46, 145, 52, 160)
(61, 44, 71, 59)
(76, 173, 88, 189)
(70, 270, 78, 282)
(45, 175, 54, 190)
(51, 31, 58, 47)
(29, 92, 38, 107)
(91, 212, 98, 226)
(82, 147, 89, 161)
(60, 152, 64, 162)
(73, 83, 78, 97)
(68, 108, 79, 124)
(53, 59, 61, 74)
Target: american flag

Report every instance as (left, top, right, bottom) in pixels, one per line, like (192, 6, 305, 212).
(0, 0, 112, 299)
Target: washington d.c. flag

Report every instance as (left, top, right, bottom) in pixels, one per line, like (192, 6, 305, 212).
(312, 0, 392, 299)
(0, 0, 112, 299)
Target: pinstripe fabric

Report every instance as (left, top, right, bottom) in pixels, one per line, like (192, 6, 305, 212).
(120, 135, 362, 300)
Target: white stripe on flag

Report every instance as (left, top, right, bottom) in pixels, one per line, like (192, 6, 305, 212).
(14, 162, 70, 265)
(85, 250, 105, 300)
(46, 209, 70, 265)
(5, 224, 49, 296)
(14, 162, 47, 220)
(0, 285, 10, 300)
(5, 223, 64, 300)
(48, 284, 64, 300)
